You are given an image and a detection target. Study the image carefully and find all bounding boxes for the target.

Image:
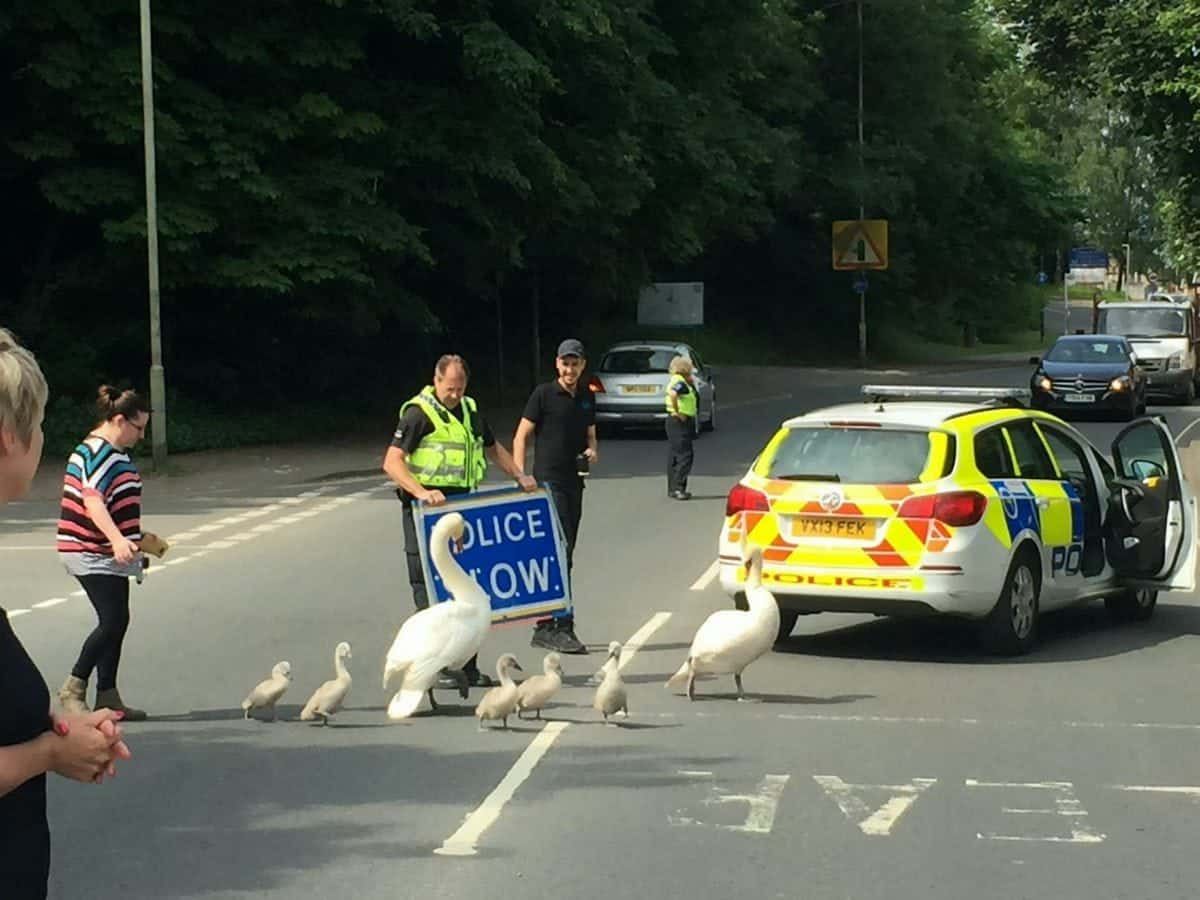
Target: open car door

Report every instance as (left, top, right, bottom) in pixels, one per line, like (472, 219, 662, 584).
(1105, 418, 1197, 591)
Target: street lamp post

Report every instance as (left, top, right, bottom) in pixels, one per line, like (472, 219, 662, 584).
(139, 0, 167, 469)
(856, 0, 866, 366)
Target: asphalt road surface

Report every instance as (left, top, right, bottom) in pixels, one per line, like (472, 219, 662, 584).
(6, 362, 1200, 900)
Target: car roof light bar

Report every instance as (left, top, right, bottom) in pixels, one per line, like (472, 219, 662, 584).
(861, 385, 1031, 406)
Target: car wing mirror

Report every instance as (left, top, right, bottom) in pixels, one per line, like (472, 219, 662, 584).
(1129, 458, 1166, 481)
(1028, 356, 1041, 365)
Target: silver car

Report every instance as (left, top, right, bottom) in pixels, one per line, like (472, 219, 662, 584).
(589, 341, 717, 435)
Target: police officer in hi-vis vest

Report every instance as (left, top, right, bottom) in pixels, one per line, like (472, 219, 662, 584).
(383, 354, 536, 689)
(665, 355, 698, 500)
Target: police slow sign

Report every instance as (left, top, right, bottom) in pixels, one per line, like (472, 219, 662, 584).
(414, 487, 572, 623)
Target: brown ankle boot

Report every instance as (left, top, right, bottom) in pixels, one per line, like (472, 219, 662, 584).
(57, 676, 90, 715)
(94, 688, 147, 721)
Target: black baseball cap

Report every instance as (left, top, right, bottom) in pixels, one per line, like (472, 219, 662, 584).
(556, 338, 585, 358)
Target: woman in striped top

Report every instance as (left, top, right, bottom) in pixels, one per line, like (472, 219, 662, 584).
(56, 386, 151, 721)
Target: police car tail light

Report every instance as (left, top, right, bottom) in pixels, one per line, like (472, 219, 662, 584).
(588, 375, 606, 393)
(726, 483, 769, 517)
(898, 491, 987, 527)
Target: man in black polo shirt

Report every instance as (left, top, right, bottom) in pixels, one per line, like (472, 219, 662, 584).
(513, 338, 598, 654)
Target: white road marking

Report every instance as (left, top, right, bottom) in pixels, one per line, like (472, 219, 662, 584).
(813, 775, 937, 836)
(965, 780, 1105, 843)
(33, 598, 67, 609)
(1174, 416, 1200, 445)
(690, 560, 720, 592)
(8, 609, 31, 617)
(1112, 785, 1200, 799)
(434, 721, 571, 857)
(669, 772, 791, 833)
(618, 611, 671, 670)
(70, 590, 86, 597)
(434, 611, 671, 857)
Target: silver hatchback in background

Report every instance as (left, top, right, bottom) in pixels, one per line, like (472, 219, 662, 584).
(588, 341, 717, 435)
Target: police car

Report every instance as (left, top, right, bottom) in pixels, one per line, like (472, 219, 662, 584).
(718, 385, 1197, 654)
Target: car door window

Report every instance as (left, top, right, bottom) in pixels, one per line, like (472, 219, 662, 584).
(1037, 426, 1088, 484)
(974, 427, 1016, 478)
(1112, 420, 1172, 483)
(1004, 422, 1057, 479)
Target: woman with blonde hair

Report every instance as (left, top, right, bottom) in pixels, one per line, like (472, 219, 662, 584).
(665, 355, 698, 500)
(0, 329, 131, 898)
(56, 385, 153, 720)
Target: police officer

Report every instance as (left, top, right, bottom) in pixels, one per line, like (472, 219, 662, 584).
(383, 354, 536, 688)
(513, 339, 597, 654)
(665, 355, 697, 500)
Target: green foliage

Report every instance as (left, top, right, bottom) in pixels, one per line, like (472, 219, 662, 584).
(2, 0, 1083, 434)
(998, 0, 1200, 278)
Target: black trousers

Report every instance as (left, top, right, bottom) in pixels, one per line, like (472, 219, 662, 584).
(401, 500, 480, 675)
(542, 478, 583, 626)
(666, 416, 695, 493)
(70, 575, 131, 691)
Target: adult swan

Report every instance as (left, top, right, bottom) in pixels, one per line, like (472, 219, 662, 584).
(383, 512, 492, 719)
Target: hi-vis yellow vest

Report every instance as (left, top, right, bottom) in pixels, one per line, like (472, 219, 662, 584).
(665, 373, 698, 418)
(401, 387, 486, 488)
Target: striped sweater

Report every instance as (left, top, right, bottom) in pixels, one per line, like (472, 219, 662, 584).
(56, 437, 142, 554)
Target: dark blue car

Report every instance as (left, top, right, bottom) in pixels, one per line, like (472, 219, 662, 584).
(1029, 334, 1147, 420)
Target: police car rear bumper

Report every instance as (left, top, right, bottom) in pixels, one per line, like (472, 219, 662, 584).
(718, 559, 998, 619)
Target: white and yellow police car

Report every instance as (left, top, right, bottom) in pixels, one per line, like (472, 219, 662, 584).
(719, 385, 1197, 654)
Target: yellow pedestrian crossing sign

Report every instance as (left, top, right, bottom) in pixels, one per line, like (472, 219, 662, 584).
(832, 219, 888, 271)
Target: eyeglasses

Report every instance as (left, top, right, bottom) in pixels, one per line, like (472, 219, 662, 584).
(127, 419, 148, 435)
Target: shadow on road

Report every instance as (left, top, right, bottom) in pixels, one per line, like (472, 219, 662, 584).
(774, 601, 1200, 664)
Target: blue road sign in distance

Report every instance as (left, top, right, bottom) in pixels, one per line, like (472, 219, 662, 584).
(1069, 247, 1108, 270)
(415, 487, 571, 623)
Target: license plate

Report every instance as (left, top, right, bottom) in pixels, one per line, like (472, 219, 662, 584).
(621, 385, 657, 394)
(1064, 394, 1095, 404)
(790, 516, 876, 540)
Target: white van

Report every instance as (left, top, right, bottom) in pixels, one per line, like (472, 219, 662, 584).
(1096, 296, 1200, 403)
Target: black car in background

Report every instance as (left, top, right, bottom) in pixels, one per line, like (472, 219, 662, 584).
(1030, 334, 1147, 420)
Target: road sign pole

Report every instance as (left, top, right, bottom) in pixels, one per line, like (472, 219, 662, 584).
(1063, 273, 1069, 335)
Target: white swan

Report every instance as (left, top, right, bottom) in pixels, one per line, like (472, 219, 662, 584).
(593, 642, 628, 724)
(383, 512, 493, 719)
(475, 654, 524, 730)
(300, 641, 353, 725)
(516, 652, 564, 720)
(241, 661, 292, 721)
(665, 548, 779, 701)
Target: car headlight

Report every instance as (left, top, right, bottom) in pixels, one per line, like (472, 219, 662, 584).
(1109, 376, 1131, 391)
(1035, 375, 1052, 392)
(1168, 353, 1184, 370)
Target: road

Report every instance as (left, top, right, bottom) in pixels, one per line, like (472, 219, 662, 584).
(7, 362, 1200, 900)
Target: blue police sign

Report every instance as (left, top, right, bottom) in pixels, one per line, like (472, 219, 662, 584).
(414, 487, 571, 624)
(1069, 247, 1109, 270)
